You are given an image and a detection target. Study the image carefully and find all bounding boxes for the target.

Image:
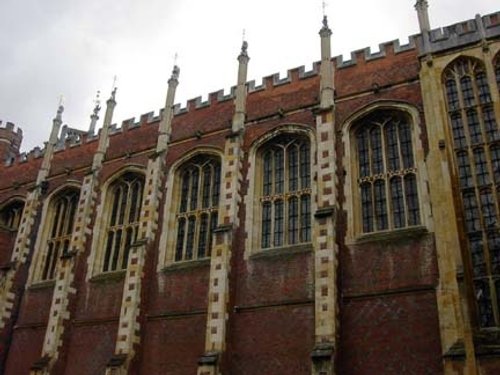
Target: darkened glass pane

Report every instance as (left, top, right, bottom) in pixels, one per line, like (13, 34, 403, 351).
(405, 174, 420, 226)
(129, 181, 142, 223)
(275, 149, 284, 194)
(491, 145, 500, 184)
(461, 76, 475, 107)
(489, 232, 500, 274)
(300, 144, 311, 189)
(496, 63, 500, 88)
(371, 127, 384, 175)
(288, 146, 299, 191)
(457, 151, 473, 188)
(399, 122, 414, 169)
(374, 180, 388, 230)
(300, 194, 311, 242)
(475, 279, 495, 328)
(288, 197, 299, 244)
(198, 214, 208, 258)
(111, 229, 122, 271)
(476, 72, 492, 104)
(357, 130, 370, 178)
(469, 234, 486, 277)
(263, 152, 273, 196)
(190, 169, 199, 211)
(467, 110, 483, 145)
(274, 200, 284, 247)
(483, 107, 499, 142)
(66, 195, 78, 236)
(122, 227, 133, 270)
(118, 185, 128, 226)
(43, 242, 54, 280)
(445, 79, 459, 111)
(48, 241, 60, 280)
(175, 218, 186, 261)
(361, 183, 373, 233)
(103, 231, 114, 272)
(51, 201, 62, 238)
(261, 202, 272, 248)
(390, 177, 404, 228)
(185, 217, 196, 260)
(474, 148, 490, 186)
(480, 190, 497, 228)
(212, 163, 221, 207)
(202, 166, 212, 209)
(451, 114, 467, 149)
(463, 192, 481, 233)
(180, 171, 190, 213)
(385, 122, 400, 171)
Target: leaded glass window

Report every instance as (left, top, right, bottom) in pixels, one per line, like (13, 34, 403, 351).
(355, 111, 420, 233)
(444, 57, 500, 328)
(260, 135, 311, 249)
(103, 173, 144, 272)
(175, 155, 220, 261)
(42, 190, 78, 280)
(0, 200, 24, 230)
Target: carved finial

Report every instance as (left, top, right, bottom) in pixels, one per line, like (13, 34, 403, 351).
(171, 64, 180, 80)
(415, 0, 431, 33)
(93, 91, 101, 115)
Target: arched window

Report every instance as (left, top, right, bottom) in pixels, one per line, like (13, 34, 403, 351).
(354, 110, 420, 233)
(40, 189, 78, 281)
(102, 173, 144, 272)
(258, 135, 311, 249)
(443, 57, 500, 328)
(495, 55, 500, 90)
(174, 155, 220, 262)
(0, 200, 24, 231)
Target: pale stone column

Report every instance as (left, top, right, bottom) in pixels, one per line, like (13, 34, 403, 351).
(311, 16, 338, 375)
(105, 67, 179, 375)
(33, 94, 116, 374)
(415, 0, 431, 54)
(197, 42, 248, 375)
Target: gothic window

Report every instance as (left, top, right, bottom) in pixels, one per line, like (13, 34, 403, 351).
(174, 155, 220, 262)
(102, 173, 144, 272)
(41, 190, 78, 281)
(259, 135, 311, 249)
(444, 57, 500, 328)
(0, 200, 24, 230)
(354, 111, 420, 233)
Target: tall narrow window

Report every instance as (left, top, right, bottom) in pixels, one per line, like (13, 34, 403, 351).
(174, 155, 220, 261)
(102, 173, 144, 272)
(41, 190, 78, 281)
(0, 200, 24, 231)
(354, 111, 420, 233)
(444, 57, 500, 327)
(259, 135, 311, 249)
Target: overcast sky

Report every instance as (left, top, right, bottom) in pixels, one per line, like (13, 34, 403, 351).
(0, 0, 498, 151)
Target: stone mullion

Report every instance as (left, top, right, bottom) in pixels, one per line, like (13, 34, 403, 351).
(197, 135, 242, 375)
(311, 111, 338, 375)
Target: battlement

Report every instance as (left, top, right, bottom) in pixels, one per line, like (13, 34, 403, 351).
(417, 11, 500, 54)
(0, 121, 23, 138)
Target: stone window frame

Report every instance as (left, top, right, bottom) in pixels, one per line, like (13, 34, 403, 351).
(243, 124, 317, 259)
(0, 197, 25, 231)
(87, 166, 146, 280)
(442, 55, 500, 329)
(342, 101, 432, 244)
(158, 147, 224, 270)
(28, 183, 81, 285)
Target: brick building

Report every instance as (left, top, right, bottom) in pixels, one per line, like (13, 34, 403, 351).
(0, 1, 499, 374)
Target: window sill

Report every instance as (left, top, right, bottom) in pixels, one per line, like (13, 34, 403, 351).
(250, 243, 313, 260)
(355, 225, 429, 244)
(90, 270, 126, 283)
(162, 258, 211, 273)
(29, 280, 56, 290)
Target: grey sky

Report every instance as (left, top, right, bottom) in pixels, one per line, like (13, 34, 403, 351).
(0, 0, 498, 151)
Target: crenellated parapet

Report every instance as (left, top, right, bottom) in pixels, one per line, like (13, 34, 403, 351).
(416, 11, 500, 55)
(0, 121, 23, 165)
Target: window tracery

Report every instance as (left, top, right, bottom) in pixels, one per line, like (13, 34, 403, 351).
(354, 111, 420, 233)
(174, 155, 220, 262)
(259, 135, 311, 249)
(0, 200, 24, 230)
(444, 57, 500, 327)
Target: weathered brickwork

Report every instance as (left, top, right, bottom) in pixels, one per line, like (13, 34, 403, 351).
(0, 6, 499, 375)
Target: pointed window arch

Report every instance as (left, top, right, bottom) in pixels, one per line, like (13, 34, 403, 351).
(0, 200, 24, 231)
(443, 57, 500, 328)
